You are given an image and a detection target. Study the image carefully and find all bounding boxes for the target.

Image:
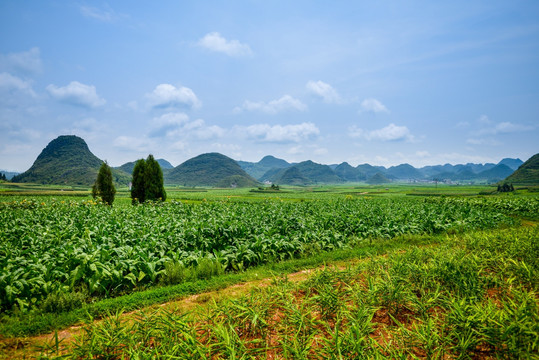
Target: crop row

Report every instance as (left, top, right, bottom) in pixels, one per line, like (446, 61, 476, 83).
(55, 226, 539, 359)
(0, 197, 520, 312)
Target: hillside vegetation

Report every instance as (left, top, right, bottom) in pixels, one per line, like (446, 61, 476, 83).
(11, 136, 130, 186)
(504, 153, 539, 185)
(165, 152, 258, 187)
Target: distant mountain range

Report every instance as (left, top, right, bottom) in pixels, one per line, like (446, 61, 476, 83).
(0, 170, 19, 181)
(5, 135, 537, 187)
(237, 156, 524, 185)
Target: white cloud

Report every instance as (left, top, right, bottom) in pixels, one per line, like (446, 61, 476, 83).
(349, 123, 413, 141)
(359, 98, 389, 114)
(0, 47, 42, 74)
(287, 146, 304, 155)
(306, 80, 342, 103)
(61, 118, 110, 141)
(193, 123, 226, 140)
(415, 150, 431, 158)
(152, 112, 189, 127)
(150, 112, 224, 140)
(314, 147, 328, 155)
(147, 83, 201, 109)
(113, 136, 152, 152)
(466, 138, 502, 146)
(197, 32, 253, 57)
(235, 95, 307, 114)
(478, 114, 491, 124)
(238, 122, 319, 143)
(493, 122, 532, 134)
(0, 72, 36, 96)
(477, 121, 533, 135)
(46, 81, 106, 108)
(79, 4, 122, 23)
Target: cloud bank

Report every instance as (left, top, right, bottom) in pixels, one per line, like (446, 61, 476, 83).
(350, 123, 413, 141)
(147, 84, 201, 109)
(306, 80, 342, 103)
(237, 122, 319, 143)
(46, 81, 106, 108)
(359, 98, 389, 113)
(235, 95, 307, 114)
(197, 32, 253, 57)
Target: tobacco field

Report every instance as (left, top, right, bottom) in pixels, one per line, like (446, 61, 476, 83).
(0, 196, 531, 313)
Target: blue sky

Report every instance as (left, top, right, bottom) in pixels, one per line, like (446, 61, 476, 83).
(1, 1, 538, 172)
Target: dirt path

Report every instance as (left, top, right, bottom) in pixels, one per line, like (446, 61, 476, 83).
(1, 262, 356, 359)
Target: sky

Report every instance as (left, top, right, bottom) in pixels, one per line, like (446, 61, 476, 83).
(1, 1, 538, 172)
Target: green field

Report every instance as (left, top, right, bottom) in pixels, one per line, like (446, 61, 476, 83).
(0, 183, 537, 358)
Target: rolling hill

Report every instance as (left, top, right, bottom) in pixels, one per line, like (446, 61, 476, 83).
(117, 159, 173, 175)
(334, 162, 365, 182)
(268, 160, 344, 185)
(386, 164, 423, 180)
(498, 158, 524, 171)
(238, 155, 291, 180)
(503, 153, 539, 185)
(165, 153, 258, 187)
(474, 164, 514, 181)
(11, 135, 130, 186)
(367, 172, 391, 184)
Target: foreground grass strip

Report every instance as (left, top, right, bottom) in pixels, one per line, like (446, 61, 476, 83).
(29, 226, 539, 359)
(0, 233, 436, 338)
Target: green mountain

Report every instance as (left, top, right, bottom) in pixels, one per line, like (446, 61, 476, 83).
(157, 159, 174, 169)
(475, 164, 514, 182)
(0, 170, 19, 181)
(269, 160, 344, 185)
(11, 135, 130, 186)
(258, 155, 290, 169)
(334, 162, 365, 182)
(504, 153, 539, 185)
(277, 167, 311, 185)
(165, 152, 259, 187)
(366, 172, 390, 184)
(259, 167, 285, 182)
(356, 164, 386, 178)
(117, 158, 173, 175)
(386, 163, 424, 179)
(238, 155, 290, 180)
(498, 158, 523, 171)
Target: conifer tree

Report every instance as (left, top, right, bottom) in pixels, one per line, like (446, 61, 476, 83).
(131, 155, 166, 204)
(131, 159, 146, 204)
(144, 154, 167, 201)
(93, 162, 116, 205)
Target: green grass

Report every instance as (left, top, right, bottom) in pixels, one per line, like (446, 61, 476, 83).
(36, 226, 538, 359)
(0, 232, 435, 338)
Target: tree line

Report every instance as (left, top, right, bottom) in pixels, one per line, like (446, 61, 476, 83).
(92, 154, 166, 206)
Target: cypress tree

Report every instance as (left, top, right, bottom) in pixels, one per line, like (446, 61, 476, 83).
(93, 162, 116, 205)
(131, 159, 146, 204)
(131, 155, 166, 204)
(144, 154, 167, 201)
